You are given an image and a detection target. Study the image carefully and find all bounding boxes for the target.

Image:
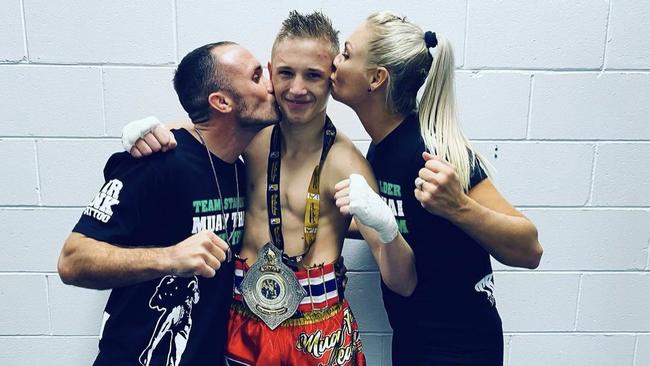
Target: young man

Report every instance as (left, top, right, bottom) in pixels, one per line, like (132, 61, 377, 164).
(57, 42, 279, 366)
(123, 11, 417, 366)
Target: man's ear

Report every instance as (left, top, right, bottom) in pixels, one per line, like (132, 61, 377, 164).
(368, 66, 389, 92)
(267, 61, 273, 80)
(208, 91, 233, 114)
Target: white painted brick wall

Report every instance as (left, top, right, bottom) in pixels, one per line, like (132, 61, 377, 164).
(102, 67, 184, 136)
(0, 0, 25, 62)
(474, 142, 595, 206)
(592, 144, 650, 206)
(508, 335, 636, 366)
(495, 273, 580, 332)
(637, 335, 650, 366)
(0, 276, 50, 335)
(1, 1, 648, 365)
(24, 0, 176, 64)
(606, 0, 650, 69)
(465, 0, 609, 69)
(577, 274, 650, 331)
(47, 276, 109, 336)
(456, 71, 531, 140)
(0, 140, 39, 205)
(530, 73, 650, 140)
(522, 209, 650, 270)
(0, 209, 81, 271)
(0, 66, 104, 136)
(0, 337, 99, 366)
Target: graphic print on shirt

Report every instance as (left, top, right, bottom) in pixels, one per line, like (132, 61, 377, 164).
(191, 197, 246, 245)
(139, 276, 200, 366)
(83, 179, 123, 223)
(378, 180, 409, 234)
(474, 274, 496, 307)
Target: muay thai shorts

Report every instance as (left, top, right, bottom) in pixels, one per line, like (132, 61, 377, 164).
(225, 259, 366, 366)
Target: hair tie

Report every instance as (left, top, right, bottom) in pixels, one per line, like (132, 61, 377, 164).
(424, 31, 438, 48)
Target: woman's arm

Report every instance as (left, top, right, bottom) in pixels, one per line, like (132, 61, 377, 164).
(415, 154, 542, 269)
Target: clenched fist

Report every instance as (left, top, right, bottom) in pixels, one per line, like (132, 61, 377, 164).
(164, 230, 230, 278)
(414, 152, 469, 219)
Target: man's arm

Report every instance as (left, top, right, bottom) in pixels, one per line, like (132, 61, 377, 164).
(331, 139, 417, 296)
(58, 230, 229, 290)
(354, 218, 417, 297)
(415, 153, 542, 269)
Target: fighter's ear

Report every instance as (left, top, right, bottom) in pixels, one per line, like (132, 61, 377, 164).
(208, 91, 233, 114)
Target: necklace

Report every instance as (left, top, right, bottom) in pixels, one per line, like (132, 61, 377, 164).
(194, 127, 240, 261)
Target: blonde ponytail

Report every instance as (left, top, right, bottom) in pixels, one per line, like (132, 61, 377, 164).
(367, 11, 492, 191)
(418, 36, 492, 191)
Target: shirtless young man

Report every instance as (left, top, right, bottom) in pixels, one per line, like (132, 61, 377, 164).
(124, 11, 416, 366)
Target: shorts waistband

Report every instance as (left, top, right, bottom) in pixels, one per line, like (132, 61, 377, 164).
(233, 259, 342, 314)
(230, 300, 345, 327)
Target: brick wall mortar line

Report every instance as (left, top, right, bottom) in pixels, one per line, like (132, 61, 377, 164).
(19, 0, 29, 62)
(100, 67, 107, 136)
(574, 274, 583, 331)
(525, 74, 534, 139)
(462, 0, 470, 68)
(45, 275, 52, 335)
(586, 144, 599, 206)
(599, 0, 614, 75)
(172, 0, 179, 64)
(33, 140, 42, 204)
(506, 335, 513, 366)
(645, 234, 650, 271)
(633, 335, 639, 366)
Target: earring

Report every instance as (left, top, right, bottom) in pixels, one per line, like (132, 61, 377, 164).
(368, 87, 372, 92)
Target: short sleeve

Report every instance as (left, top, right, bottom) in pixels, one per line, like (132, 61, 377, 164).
(468, 155, 489, 190)
(72, 152, 162, 246)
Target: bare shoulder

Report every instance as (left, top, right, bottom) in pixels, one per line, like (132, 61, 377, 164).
(328, 130, 363, 158)
(324, 130, 377, 189)
(243, 125, 273, 162)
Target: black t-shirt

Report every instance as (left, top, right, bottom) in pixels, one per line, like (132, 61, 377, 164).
(366, 114, 502, 344)
(73, 129, 245, 366)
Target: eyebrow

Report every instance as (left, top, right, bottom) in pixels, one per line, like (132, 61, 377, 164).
(276, 65, 326, 74)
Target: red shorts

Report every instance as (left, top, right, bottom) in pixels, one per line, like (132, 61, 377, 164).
(225, 260, 366, 366)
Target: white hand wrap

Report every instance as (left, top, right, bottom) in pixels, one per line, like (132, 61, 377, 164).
(348, 174, 399, 244)
(121, 116, 162, 152)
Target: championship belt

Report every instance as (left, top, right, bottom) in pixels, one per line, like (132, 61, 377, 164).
(239, 243, 307, 330)
(240, 117, 337, 329)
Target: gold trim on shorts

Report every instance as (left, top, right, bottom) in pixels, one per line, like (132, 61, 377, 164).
(231, 301, 343, 327)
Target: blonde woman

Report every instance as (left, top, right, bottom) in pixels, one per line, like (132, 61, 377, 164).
(331, 11, 543, 365)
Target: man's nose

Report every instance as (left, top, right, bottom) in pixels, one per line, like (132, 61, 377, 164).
(289, 78, 307, 95)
